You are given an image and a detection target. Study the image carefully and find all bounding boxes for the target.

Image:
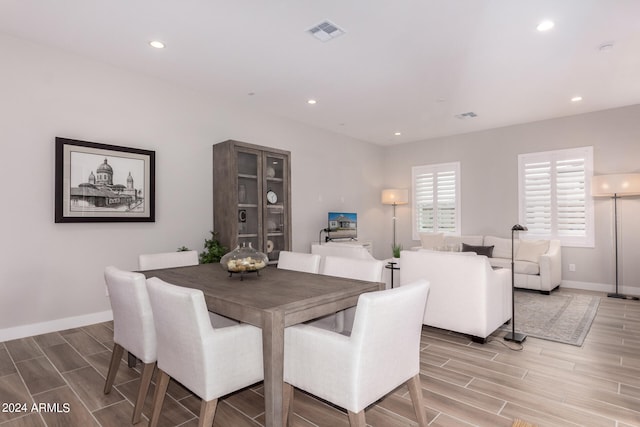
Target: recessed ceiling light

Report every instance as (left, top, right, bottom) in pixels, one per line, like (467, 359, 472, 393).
(536, 20, 555, 32)
(149, 40, 165, 49)
(571, 96, 583, 102)
(307, 99, 317, 105)
(394, 132, 402, 136)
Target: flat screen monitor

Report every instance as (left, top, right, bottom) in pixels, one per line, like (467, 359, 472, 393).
(328, 212, 357, 240)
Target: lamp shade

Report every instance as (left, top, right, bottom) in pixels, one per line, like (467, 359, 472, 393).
(591, 173, 640, 197)
(381, 189, 408, 205)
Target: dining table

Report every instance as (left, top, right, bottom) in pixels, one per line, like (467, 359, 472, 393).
(140, 262, 384, 427)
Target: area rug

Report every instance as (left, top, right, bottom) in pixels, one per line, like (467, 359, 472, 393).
(503, 290, 600, 346)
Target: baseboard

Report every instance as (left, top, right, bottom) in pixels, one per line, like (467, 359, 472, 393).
(0, 310, 113, 343)
(560, 280, 640, 297)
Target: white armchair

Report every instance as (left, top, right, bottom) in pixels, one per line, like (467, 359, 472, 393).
(400, 250, 512, 342)
(320, 256, 385, 333)
(277, 251, 321, 273)
(283, 280, 430, 427)
(146, 277, 264, 427)
(103, 266, 156, 424)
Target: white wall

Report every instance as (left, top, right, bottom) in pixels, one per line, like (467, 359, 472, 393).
(0, 34, 384, 339)
(382, 105, 640, 294)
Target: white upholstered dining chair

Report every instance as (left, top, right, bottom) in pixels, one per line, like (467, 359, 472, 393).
(276, 251, 321, 273)
(283, 280, 430, 427)
(320, 255, 385, 333)
(103, 266, 156, 424)
(137, 250, 199, 271)
(145, 277, 264, 427)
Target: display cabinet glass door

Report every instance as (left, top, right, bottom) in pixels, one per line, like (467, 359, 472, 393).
(237, 151, 261, 251)
(264, 154, 288, 262)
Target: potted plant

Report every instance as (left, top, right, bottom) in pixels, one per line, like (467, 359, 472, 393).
(391, 244, 403, 259)
(199, 231, 228, 264)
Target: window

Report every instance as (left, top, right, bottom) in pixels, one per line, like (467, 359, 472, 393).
(518, 146, 594, 247)
(412, 162, 460, 240)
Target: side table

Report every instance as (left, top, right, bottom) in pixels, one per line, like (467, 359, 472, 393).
(385, 261, 400, 288)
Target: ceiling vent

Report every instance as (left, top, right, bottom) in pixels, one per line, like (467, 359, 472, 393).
(455, 112, 478, 120)
(307, 20, 345, 42)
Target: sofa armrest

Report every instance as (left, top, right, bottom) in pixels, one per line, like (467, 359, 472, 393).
(539, 240, 562, 291)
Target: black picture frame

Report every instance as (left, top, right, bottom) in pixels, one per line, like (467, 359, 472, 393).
(55, 137, 155, 223)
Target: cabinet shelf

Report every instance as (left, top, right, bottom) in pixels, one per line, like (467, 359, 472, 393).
(238, 203, 259, 208)
(238, 173, 258, 180)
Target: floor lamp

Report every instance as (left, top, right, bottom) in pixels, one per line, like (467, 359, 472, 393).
(591, 173, 640, 300)
(381, 189, 408, 249)
(504, 224, 528, 343)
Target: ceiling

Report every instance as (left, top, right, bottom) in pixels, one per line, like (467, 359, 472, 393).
(2, 0, 640, 146)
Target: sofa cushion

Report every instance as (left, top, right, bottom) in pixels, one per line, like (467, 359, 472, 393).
(516, 240, 550, 263)
(461, 243, 494, 257)
(489, 258, 540, 275)
(418, 232, 445, 250)
(483, 236, 517, 259)
(443, 235, 483, 250)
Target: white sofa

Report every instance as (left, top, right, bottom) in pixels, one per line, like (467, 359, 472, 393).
(415, 234, 561, 293)
(399, 250, 512, 342)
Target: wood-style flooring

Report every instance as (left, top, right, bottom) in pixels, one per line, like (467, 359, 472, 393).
(1, 288, 639, 426)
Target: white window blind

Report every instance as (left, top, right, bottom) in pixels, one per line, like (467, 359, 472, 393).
(518, 147, 594, 247)
(412, 162, 460, 239)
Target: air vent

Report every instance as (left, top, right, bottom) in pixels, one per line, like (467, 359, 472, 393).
(455, 112, 478, 120)
(307, 20, 345, 42)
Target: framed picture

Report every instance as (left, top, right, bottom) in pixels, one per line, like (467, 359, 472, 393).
(55, 137, 155, 222)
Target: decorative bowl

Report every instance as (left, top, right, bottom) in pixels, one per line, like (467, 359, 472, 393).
(220, 243, 268, 277)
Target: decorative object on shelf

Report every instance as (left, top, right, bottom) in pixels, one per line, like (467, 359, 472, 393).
(199, 231, 228, 264)
(591, 173, 640, 300)
(266, 189, 278, 204)
(504, 224, 528, 344)
(55, 137, 155, 223)
(220, 243, 268, 280)
(266, 239, 274, 253)
(266, 166, 276, 178)
(381, 189, 409, 251)
(238, 184, 246, 203)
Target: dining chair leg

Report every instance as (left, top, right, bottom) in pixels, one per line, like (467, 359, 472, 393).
(347, 410, 366, 427)
(198, 398, 218, 427)
(132, 362, 155, 424)
(407, 374, 428, 427)
(104, 343, 124, 394)
(282, 382, 294, 427)
(149, 369, 171, 427)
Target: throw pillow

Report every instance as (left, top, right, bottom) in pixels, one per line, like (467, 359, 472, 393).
(461, 243, 494, 257)
(516, 240, 549, 263)
(419, 232, 445, 250)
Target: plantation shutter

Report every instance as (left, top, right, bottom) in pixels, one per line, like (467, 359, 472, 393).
(412, 162, 460, 238)
(518, 147, 593, 247)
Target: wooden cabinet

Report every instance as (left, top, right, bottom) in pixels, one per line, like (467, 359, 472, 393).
(213, 140, 291, 263)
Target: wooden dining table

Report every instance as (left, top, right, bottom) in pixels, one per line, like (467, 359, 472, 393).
(140, 263, 383, 427)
